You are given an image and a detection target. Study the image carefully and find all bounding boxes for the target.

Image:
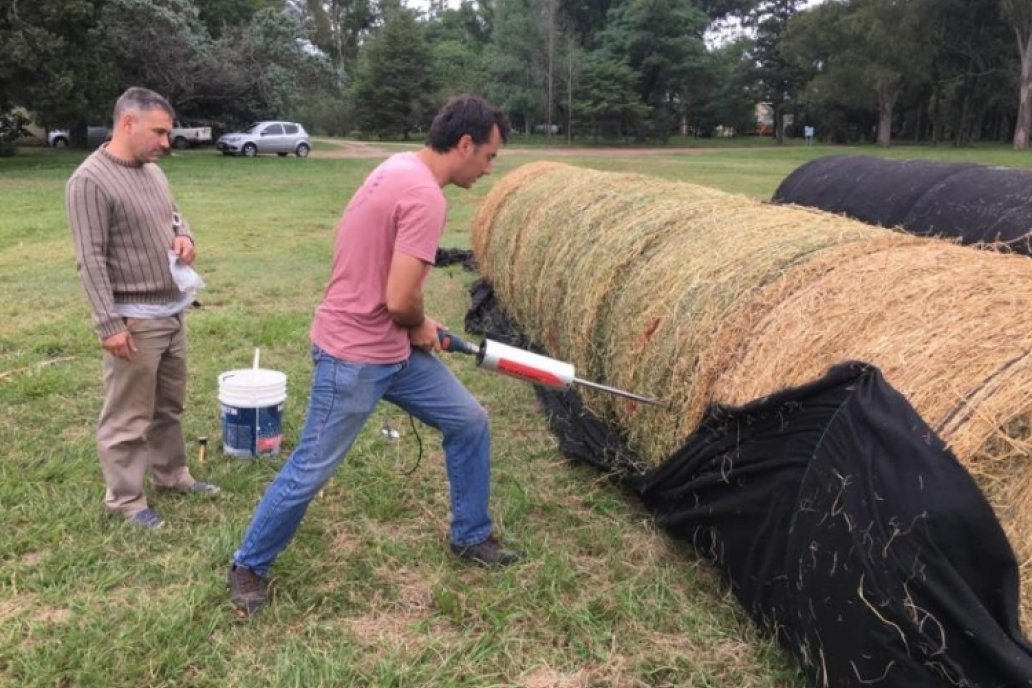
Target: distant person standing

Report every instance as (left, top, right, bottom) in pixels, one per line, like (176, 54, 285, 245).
(228, 95, 521, 616)
(66, 87, 219, 530)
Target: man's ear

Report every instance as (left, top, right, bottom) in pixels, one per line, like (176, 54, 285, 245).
(457, 133, 474, 154)
(119, 113, 136, 133)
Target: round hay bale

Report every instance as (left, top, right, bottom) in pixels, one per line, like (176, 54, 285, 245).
(470, 161, 568, 277)
(699, 239, 1032, 629)
(473, 162, 1032, 632)
(473, 163, 904, 462)
(703, 239, 1032, 461)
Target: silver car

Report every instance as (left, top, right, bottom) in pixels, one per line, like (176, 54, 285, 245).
(216, 121, 311, 158)
(49, 126, 111, 148)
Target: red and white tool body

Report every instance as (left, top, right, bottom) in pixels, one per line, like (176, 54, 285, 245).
(438, 330, 664, 407)
(477, 340, 575, 390)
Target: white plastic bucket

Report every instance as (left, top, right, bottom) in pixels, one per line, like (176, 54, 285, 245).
(218, 368, 287, 457)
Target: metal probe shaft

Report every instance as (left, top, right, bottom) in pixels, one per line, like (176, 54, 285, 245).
(572, 377, 666, 407)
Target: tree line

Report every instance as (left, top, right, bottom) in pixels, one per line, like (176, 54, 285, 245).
(2, 0, 1032, 148)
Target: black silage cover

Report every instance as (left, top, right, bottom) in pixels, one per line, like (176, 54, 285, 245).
(772, 156, 1032, 254)
(455, 265, 1032, 687)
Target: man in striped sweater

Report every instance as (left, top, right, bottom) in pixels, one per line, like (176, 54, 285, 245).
(66, 87, 219, 530)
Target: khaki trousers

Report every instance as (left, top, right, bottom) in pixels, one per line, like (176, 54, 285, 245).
(97, 314, 194, 517)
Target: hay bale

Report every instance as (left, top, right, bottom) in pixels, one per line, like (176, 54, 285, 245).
(700, 239, 1032, 627)
(473, 163, 904, 461)
(702, 240, 1032, 459)
(473, 162, 1032, 632)
(470, 161, 567, 277)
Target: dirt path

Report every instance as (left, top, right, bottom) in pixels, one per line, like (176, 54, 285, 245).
(307, 138, 400, 158)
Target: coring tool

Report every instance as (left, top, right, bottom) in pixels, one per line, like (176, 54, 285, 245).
(437, 329, 665, 407)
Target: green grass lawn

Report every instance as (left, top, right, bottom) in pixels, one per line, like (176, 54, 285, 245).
(1, 141, 1029, 687)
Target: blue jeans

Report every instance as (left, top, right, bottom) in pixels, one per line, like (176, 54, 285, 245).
(233, 346, 493, 576)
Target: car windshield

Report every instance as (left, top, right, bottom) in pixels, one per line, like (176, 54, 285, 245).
(241, 123, 262, 134)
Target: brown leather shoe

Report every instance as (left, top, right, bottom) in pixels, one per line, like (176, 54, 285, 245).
(228, 564, 267, 616)
(450, 534, 523, 567)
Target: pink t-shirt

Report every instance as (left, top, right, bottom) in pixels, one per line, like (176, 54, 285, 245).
(310, 153, 447, 363)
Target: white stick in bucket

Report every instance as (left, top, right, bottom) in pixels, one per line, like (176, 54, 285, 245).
(252, 348, 260, 454)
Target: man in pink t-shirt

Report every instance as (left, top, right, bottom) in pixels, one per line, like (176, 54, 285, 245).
(230, 96, 520, 616)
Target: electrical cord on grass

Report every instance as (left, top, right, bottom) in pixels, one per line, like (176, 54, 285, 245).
(402, 413, 423, 476)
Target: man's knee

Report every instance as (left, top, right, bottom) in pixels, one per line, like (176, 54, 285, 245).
(97, 413, 151, 448)
(450, 399, 489, 435)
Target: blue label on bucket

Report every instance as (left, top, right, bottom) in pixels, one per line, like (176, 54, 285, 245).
(221, 402, 284, 457)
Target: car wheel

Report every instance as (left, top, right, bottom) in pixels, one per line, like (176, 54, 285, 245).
(173, 136, 189, 150)
(295, 143, 310, 158)
(53, 137, 68, 148)
(242, 143, 257, 158)
(277, 152, 288, 157)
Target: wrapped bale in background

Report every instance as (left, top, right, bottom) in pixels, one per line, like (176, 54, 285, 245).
(772, 155, 1032, 254)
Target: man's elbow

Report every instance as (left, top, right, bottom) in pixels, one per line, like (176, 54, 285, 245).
(386, 298, 422, 328)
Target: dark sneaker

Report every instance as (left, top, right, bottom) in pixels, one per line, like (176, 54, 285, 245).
(229, 564, 267, 616)
(450, 534, 523, 567)
(129, 508, 165, 530)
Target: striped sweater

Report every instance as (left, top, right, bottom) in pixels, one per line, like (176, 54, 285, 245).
(66, 146, 194, 339)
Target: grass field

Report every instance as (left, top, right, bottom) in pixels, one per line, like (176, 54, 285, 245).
(1, 140, 1029, 687)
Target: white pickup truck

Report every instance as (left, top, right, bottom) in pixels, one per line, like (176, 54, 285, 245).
(171, 121, 212, 149)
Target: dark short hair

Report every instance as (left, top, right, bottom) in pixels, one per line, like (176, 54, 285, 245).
(114, 87, 175, 122)
(427, 95, 510, 153)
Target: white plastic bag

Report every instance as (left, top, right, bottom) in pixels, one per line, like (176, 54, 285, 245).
(167, 250, 206, 294)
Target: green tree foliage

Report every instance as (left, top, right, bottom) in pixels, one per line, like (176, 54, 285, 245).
(558, 0, 613, 46)
(296, 0, 375, 74)
(3, 0, 1026, 146)
(917, 0, 1011, 145)
(852, 0, 934, 146)
(748, 0, 805, 143)
(97, 0, 216, 109)
(781, 0, 932, 147)
(780, 1, 868, 140)
(596, 0, 709, 138)
(0, 0, 118, 128)
(572, 52, 650, 138)
(424, 1, 492, 47)
(1, 0, 339, 136)
(0, 110, 30, 155)
(484, 0, 545, 134)
(349, 8, 438, 139)
(216, 6, 341, 120)
(425, 2, 491, 103)
(688, 38, 758, 136)
(193, 0, 278, 37)
(431, 40, 489, 103)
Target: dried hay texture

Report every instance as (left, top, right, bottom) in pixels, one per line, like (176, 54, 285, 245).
(473, 163, 903, 460)
(473, 162, 1032, 632)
